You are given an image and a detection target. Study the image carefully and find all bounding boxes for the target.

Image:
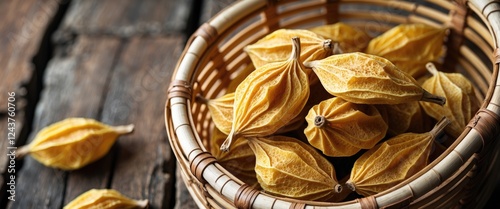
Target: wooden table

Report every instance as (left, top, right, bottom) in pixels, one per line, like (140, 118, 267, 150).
(1, 1, 498, 209)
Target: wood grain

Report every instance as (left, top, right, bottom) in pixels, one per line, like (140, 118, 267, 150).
(7, 36, 122, 209)
(59, 0, 193, 37)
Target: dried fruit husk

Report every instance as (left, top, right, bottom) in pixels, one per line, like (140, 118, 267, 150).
(309, 22, 371, 52)
(244, 29, 335, 68)
(17, 118, 134, 170)
(198, 93, 234, 135)
(221, 37, 310, 151)
(210, 127, 258, 187)
(64, 189, 148, 209)
(304, 97, 388, 157)
(375, 101, 426, 136)
(305, 52, 446, 105)
(365, 23, 447, 78)
(247, 135, 342, 201)
(420, 63, 480, 139)
(346, 117, 450, 196)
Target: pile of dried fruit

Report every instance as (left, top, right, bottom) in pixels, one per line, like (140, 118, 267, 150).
(202, 22, 480, 201)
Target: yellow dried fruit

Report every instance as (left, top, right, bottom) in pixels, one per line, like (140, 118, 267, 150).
(309, 22, 371, 52)
(304, 52, 446, 105)
(210, 128, 258, 187)
(248, 135, 341, 201)
(346, 117, 450, 196)
(221, 37, 310, 151)
(64, 189, 148, 209)
(17, 118, 134, 170)
(420, 62, 480, 138)
(198, 93, 234, 135)
(244, 29, 335, 68)
(304, 97, 387, 157)
(375, 101, 425, 136)
(365, 23, 447, 78)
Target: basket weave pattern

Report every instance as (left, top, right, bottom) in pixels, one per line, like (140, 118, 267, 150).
(166, 0, 500, 208)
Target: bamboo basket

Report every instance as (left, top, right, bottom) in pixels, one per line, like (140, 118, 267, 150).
(165, 0, 500, 208)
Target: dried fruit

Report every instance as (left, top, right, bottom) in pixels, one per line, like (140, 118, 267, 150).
(198, 93, 234, 135)
(64, 189, 148, 209)
(221, 37, 310, 151)
(304, 52, 446, 105)
(17, 118, 134, 170)
(248, 135, 341, 201)
(244, 29, 335, 68)
(346, 117, 450, 196)
(304, 97, 388, 157)
(376, 101, 425, 136)
(226, 63, 255, 93)
(210, 128, 258, 187)
(420, 62, 480, 138)
(309, 22, 371, 52)
(365, 23, 447, 78)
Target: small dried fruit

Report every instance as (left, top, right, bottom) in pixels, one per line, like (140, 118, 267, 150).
(309, 22, 371, 52)
(376, 101, 425, 136)
(198, 93, 234, 135)
(420, 62, 480, 138)
(304, 52, 446, 105)
(346, 117, 450, 196)
(304, 97, 388, 157)
(221, 37, 310, 151)
(17, 118, 134, 170)
(244, 29, 335, 68)
(64, 189, 148, 209)
(365, 23, 447, 78)
(210, 128, 258, 187)
(248, 135, 342, 201)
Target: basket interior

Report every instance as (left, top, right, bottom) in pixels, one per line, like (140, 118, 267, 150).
(185, 0, 497, 205)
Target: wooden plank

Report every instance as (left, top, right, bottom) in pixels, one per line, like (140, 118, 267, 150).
(0, 0, 60, 203)
(7, 36, 122, 209)
(58, 0, 193, 37)
(100, 36, 183, 209)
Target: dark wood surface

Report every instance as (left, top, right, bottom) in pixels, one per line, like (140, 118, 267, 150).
(1, 1, 498, 209)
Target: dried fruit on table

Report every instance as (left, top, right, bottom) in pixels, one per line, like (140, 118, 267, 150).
(420, 62, 480, 139)
(64, 189, 148, 209)
(210, 128, 258, 187)
(346, 117, 450, 196)
(376, 101, 426, 136)
(304, 52, 446, 105)
(248, 135, 342, 201)
(309, 22, 371, 52)
(365, 23, 447, 78)
(220, 37, 310, 151)
(244, 29, 337, 69)
(304, 97, 388, 157)
(17, 118, 134, 170)
(198, 92, 234, 135)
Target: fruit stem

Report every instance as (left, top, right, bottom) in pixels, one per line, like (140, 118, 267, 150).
(334, 184, 343, 193)
(346, 180, 356, 192)
(195, 95, 210, 104)
(426, 62, 439, 76)
(314, 115, 327, 128)
(290, 37, 301, 61)
(16, 145, 31, 159)
(135, 199, 149, 208)
(220, 129, 237, 152)
(332, 42, 344, 55)
(429, 117, 450, 140)
(421, 89, 446, 106)
(112, 124, 135, 135)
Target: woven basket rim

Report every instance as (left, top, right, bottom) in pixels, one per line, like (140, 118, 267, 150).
(166, 0, 500, 208)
